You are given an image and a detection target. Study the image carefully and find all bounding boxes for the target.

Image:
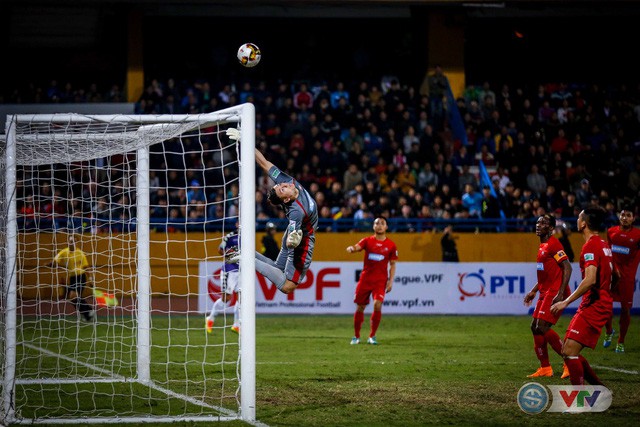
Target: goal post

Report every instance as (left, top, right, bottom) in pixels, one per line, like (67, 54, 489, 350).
(0, 103, 256, 424)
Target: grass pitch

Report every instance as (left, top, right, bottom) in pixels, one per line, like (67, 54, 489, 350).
(255, 314, 640, 426)
(15, 314, 640, 426)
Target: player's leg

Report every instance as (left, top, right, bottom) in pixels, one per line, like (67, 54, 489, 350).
(206, 272, 233, 333)
(228, 272, 241, 333)
(528, 318, 552, 377)
(562, 338, 586, 385)
(259, 244, 313, 294)
(603, 306, 616, 348)
(563, 315, 604, 385)
(368, 286, 386, 344)
(69, 274, 94, 321)
(256, 251, 278, 268)
(352, 286, 370, 344)
(616, 302, 632, 353)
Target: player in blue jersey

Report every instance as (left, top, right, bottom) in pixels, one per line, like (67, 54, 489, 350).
(206, 225, 241, 333)
(226, 128, 318, 294)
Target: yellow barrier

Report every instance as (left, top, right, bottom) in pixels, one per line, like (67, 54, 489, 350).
(19, 231, 585, 298)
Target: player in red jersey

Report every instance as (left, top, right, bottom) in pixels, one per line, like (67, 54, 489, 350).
(603, 207, 640, 353)
(346, 216, 398, 345)
(551, 207, 613, 385)
(524, 214, 572, 378)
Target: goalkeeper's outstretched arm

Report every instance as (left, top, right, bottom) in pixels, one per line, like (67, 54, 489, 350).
(226, 127, 274, 173)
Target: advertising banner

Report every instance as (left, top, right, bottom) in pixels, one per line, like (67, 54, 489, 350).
(198, 262, 640, 315)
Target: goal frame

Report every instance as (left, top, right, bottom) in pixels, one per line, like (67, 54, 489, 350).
(1, 103, 256, 424)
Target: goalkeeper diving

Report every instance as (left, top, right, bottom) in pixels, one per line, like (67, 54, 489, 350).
(226, 127, 318, 294)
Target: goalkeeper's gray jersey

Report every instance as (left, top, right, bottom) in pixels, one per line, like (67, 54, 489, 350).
(267, 166, 318, 236)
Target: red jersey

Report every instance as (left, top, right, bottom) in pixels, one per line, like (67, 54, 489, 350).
(607, 225, 640, 286)
(536, 236, 568, 294)
(356, 235, 398, 288)
(577, 235, 613, 323)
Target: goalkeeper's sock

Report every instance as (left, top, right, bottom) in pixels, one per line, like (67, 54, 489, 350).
(370, 310, 382, 338)
(255, 258, 286, 290)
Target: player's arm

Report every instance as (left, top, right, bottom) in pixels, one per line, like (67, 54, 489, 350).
(553, 259, 573, 304)
(386, 260, 396, 293)
(255, 147, 275, 174)
(346, 243, 363, 253)
(551, 264, 597, 314)
(523, 282, 539, 306)
(226, 127, 275, 173)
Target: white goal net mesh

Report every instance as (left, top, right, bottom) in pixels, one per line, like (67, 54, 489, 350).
(1, 105, 256, 424)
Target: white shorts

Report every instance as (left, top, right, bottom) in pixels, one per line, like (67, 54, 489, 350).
(222, 270, 240, 295)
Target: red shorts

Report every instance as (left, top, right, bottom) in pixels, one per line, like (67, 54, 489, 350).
(354, 283, 386, 306)
(565, 311, 605, 349)
(533, 292, 562, 325)
(611, 279, 635, 308)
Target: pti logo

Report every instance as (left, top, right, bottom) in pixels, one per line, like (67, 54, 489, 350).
(517, 383, 612, 414)
(517, 382, 549, 414)
(457, 270, 486, 301)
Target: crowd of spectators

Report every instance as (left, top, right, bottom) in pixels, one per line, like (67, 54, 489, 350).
(8, 74, 640, 232)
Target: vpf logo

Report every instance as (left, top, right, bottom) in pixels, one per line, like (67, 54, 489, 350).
(207, 269, 238, 306)
(458, 270, 486, 301)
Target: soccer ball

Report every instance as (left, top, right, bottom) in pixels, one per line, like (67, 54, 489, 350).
(237, 43, 261, 68)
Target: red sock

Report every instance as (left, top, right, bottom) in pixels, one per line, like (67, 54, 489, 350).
(565, 356, 584, 385)
(544, 329, 563, 357)
(579, 355, 604, 385)
(354, 311, 364, 339)
(533, 334, 550, 367)
(619, 310, 631, 344)
(370, 311, 382, 338)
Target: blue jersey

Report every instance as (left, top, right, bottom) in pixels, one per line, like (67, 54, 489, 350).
(220, 231, 239, 273)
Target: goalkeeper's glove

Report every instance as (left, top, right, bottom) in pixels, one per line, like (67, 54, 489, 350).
(286, 229, 303, 249)
(220, 235, 228, 250)
(226, 127, 241, 142)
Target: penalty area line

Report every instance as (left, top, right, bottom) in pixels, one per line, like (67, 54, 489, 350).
(592, 365, 638, 375)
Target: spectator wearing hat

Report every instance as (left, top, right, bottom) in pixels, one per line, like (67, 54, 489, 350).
(575, 179, 593, 209)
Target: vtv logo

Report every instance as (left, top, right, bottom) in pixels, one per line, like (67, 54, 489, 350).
(547, 386, 612, 413)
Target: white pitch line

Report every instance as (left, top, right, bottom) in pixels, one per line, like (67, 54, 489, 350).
(592, 365, 639, 375)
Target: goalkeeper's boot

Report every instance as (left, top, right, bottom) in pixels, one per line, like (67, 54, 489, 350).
(527, 366, 553, 378)
(603, 329, 615, 348)
(615, 343, 625, 353)
(206, 316, 214, 334)
(561, 363, 570, 379)
(231, 325, 240, 334)
(350, 337, 360, 345)
(367, 336, 378, 345)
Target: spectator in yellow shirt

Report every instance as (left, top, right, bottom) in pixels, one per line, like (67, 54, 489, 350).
(45, 235, 95, 321)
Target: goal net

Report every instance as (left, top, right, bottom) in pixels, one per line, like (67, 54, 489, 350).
(0, 104, 256, 424)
